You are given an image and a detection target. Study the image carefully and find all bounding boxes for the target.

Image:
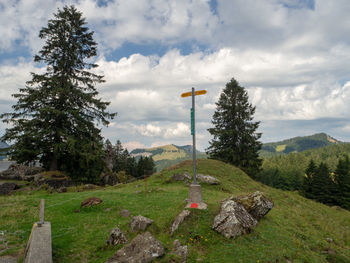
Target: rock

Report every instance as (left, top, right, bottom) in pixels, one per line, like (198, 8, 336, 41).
(57, 187, 67, 193)
(197, 174, 220, 185)
(106, 227, 128, 246)
(130, 215, 153, 232)
(232, 191, 274, 220)
(82, 184, 97, 190)
(33, 171, 72, 189)
(170, 210, 191, 235)
(212, 199, 258, 238)
(105, 208, 112, 212)
(106, 232, 164, 263)
(0, 164, 43, 181)
(0, 182, 18, 195)
(172, 240, 188, 263)
(81, 197, 103, 207)
(120, 209, 131, 217)
(326, 237, 334, 243)
(0, 256, 18, 263)
(171, 173, 191, 182)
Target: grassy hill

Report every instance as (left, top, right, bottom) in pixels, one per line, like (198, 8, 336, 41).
(1, 159, 350, 262)
(130, 144, 207, 171)
(260, 133, 341, 157)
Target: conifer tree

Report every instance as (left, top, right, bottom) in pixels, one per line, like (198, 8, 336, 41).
(311, 162, 336, 204)
(302, 159, 316, 198)
(335, 155, 350, 209)
(207, 78, 262, 176)
(0, 6, 115, 181)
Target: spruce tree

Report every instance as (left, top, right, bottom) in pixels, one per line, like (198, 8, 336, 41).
(302, 159, 316, 199)
(207, 78, 262, 176)
(335, 155, 350, 209)
(0, 6, 115, 181)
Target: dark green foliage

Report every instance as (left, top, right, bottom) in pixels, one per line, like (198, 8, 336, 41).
(334, 156, 350, 209)
(137, 156, 156, 178)
(301, 159, 316, 198)
(0, 6, 115, 182)
(207, 78, 262, 176)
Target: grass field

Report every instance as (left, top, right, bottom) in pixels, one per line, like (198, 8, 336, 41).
(1, 159, 350, 262)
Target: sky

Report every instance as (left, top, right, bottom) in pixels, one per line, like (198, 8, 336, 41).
(1, 0, 350, 151)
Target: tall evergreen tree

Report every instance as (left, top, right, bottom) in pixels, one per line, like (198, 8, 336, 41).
(311, 162, 336, 205)
(0, 6, 116, 181)
(335, 155, 350, 209)
(302, 159, 316, 198)
(206, 78, 262, 176)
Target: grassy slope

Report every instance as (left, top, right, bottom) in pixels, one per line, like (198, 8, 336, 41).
(0, 159, 349, 263)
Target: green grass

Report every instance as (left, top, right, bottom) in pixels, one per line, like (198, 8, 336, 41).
(1, 159, 350, 262)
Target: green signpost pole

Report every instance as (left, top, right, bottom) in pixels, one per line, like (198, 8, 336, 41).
(191, 87, 197, 184)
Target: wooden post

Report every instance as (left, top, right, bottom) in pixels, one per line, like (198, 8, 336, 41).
(38, 199, 45, 227)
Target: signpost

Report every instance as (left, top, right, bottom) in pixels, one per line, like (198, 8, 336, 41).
(181, 87, 207, 208)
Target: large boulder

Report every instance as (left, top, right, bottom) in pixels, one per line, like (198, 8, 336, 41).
(0, 164, 43, 181)
(106, 232, 164, 263)
(231, 191, 274, 220)
(106, 227, 128, 246)
(81, 197, 103, 207)
(172, 240, 188, 263)
(171, 173, 191, 182)
(0, 182, 17, 195)
(197, 174, 220, 185)
(212, 199, 258, 238)
(130, 215, 153, 232)
(170, 210, 191, 236)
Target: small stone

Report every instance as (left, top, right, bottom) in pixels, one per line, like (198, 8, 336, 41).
(105, 208, 112, 212)
(57, 187, 67, 193)
(106, 227, 128, 246)
(326, 237, 333, 243)
(170, 210, 191, 235)
(173, 240, 188, 263)
(197, 174, 220, 185)
(81, 197, 102, 207)
(120, 209, 131, 217)
(106, 232, 164, 263)
(130, 215, 153, 232)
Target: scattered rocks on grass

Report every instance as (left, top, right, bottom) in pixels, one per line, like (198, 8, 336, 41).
(130, 215, 153, 232)
(212, 199, 258, 238)
(0, 182, 17, 195)
(106, 227, 128, 246)
(33, 171, 72, 189)
(197, 174, 220, 185)
(171, 173, 191, 182)
(120, 209, 131, 217)
(172, 239, 188, 263)
(231, 191, 274, 220)
(106, 232, 164, 263)
(56, 187, 67, 193)
(170, 210, 191, 236)
(81, 197, 103, 207)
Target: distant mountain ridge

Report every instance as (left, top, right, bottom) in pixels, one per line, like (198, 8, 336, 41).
(130, 144, 206, 171)
(260, 133, 341, 157)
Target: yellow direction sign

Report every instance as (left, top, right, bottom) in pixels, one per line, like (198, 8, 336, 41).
(181, 90, 207, 98)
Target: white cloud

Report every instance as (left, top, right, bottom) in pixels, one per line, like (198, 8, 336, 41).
(123, 141, 145, 151)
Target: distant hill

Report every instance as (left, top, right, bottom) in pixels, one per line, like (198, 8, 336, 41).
(130, 144, 207, 171)
(260, 133, 341, 157)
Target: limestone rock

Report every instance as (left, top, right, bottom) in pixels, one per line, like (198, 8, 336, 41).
(170, 210, 191, 235)
(171, 173, 191, 182)
(120, 209, 131, 218)
(0, 164, 43, 181)
(130, 215, 153, 232)
(0, 182, 17, 195)
(232, 191, 274, 220)
(172, 239, 188, 263)
(197, 174, 220, 185)
(212, 199, 257, 238)
(81, 197, 103, 207)
(106, 227, 128, 246)
(106, 232, 164, 263)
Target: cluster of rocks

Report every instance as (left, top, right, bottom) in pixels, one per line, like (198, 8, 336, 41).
(212, 191, 274, 238)
(171, 172, 220, 185)
(105, 212, 189, 263)
(0, 164, 43, 181)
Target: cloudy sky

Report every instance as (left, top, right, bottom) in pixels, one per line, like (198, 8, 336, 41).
(1, 0, 350, 151)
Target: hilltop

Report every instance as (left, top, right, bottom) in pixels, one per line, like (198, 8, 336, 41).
(130, 144, 207, 171)
(260, 133, 342, 157)
(1, 159, 349, 262)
